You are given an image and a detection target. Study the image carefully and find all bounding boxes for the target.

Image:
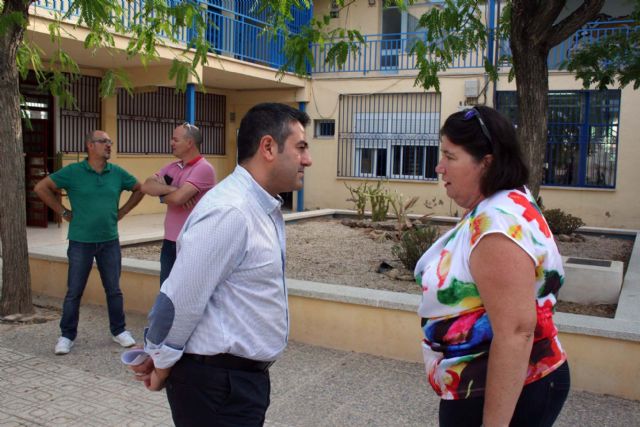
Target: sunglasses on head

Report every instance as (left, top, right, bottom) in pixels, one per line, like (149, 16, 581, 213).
(463, 107, 493, 150)
(181, 122, 199, 131)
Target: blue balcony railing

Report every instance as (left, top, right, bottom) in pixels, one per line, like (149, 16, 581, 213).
(500, 19, 638, 70)
(33, 0, 312, 71)
(311, 31, 486, 74)
(314, 19, 638, 75)
(33, 3, 633, 77)
(203, 4, 287, 69)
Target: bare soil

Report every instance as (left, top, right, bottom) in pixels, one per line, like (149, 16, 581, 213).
(122, 218, 634, 319)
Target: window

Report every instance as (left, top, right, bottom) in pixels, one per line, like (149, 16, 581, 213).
(338, 93, 441, 181)
(59, 75, 101, 153)
(314, 119, 335, 138)
(117, 87, 226, 155)
(496, 90, 620, 188)
(381, 2, 430, 69)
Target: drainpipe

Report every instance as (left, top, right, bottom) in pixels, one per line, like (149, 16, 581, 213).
(487, 0, 496, 70)
(485, 0, 497, 106)
(186, 83, 195, 124)
(297, 101, 306, 212)
(492, 0, 501, 106)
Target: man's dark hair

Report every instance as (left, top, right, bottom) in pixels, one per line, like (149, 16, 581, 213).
(440, 105, 529, 196)
(237, 103, 310, 164)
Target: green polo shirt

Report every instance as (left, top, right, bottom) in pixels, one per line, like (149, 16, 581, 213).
(50, 159, 138, 243)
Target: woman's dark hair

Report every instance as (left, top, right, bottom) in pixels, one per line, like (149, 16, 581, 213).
(237, 103, 310, 164)
(440, 105, 529, 196)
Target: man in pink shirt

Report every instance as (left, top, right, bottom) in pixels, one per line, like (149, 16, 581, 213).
(141, 123, 216, 286)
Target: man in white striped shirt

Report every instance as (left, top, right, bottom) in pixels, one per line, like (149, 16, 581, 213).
(131, 103, 312, 426)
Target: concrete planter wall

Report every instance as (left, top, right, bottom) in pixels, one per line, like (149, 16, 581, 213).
(560, 257, 624, 304)
(26, 210, 640, 401)
(29, 251, 640, 402)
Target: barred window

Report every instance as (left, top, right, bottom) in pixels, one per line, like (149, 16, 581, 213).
(59, 75, 101, 153)
(117, 87, 225, 155)
(497, 90, 620, 188)
(314, 119, 335, 137)
(338, 93, 441, 180)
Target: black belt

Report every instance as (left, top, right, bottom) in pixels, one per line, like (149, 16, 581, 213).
(183, 353, 274, 372)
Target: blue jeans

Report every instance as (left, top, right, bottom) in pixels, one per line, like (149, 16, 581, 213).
(160, 239, 177, 287)
(60, 239, 126, 341)
(439, 361, 571, 427)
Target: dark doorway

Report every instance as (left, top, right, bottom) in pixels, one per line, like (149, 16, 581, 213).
(280, 191, 293, 211)
(20, 84, 54, 227)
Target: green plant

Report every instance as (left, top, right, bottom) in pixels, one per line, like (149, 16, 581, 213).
(368, 180, 390, 222)
(392, 224, 441, 271)
(389, 191, 419, 231)
(543, 208, 585, 235)
(344, 182, 369, 219)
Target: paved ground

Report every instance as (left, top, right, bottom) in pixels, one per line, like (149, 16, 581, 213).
(0, 295, 639, 426)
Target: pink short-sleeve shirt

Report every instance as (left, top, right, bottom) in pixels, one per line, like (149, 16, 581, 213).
(157, 156, 216, 241)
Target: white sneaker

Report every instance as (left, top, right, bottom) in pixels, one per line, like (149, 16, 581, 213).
(54, 337, 74, 355)
(112, 331, 136, 348)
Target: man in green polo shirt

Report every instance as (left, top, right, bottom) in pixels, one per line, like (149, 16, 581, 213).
(34, 129, 145, 355)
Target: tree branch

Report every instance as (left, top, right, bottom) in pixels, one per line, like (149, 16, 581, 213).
(524, 0, 566, 44)
(548, 0, 605, 47)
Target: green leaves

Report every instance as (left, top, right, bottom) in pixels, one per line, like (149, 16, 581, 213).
(324, 30, 365, 71)
(0, 11, 27, 34)
(168, 59, 190, 93)
(564, 25, 640, 90)
(411, 0, 491, 90)
(562, 0, 639, 90)
(101, 69, 132, 97)
(11, 0, 221, 103)
(66, 0, 121, 29)
(16, 41, 44, 80)
(51, 48, 80, 75)
(281, 12, 364, 77)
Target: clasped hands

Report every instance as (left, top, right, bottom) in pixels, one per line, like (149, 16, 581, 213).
(129, 354, 171, 391)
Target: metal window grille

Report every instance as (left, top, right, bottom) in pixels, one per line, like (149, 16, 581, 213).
(59, 75, 101, 153)
(314, 119, 335, 138)
(496, 90, 621, 188)
(338, 93, 441, 181)
(195, 91, 226, 155)
(117, 87, 226, 155)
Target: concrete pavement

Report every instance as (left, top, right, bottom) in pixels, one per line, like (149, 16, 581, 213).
(0, 295, 639, 426)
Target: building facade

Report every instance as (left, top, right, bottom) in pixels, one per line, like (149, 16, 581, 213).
(23, 0, 640, 228)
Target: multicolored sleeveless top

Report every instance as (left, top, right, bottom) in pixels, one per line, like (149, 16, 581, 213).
(414, 187, 567, 400)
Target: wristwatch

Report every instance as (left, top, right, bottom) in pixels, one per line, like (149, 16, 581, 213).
(61, 208, 72, 219)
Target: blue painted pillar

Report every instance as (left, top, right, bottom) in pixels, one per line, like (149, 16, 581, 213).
(297, 102, 306, 212)
(186, 83, 196, 124)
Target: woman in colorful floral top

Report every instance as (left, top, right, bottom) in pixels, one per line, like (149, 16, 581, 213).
(415, 106, 570, 426)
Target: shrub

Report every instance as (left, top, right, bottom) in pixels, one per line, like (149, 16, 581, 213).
(392, 224, 440, 270)
(543, 208, 585, 235)
(388, 191, 419, 231)
(345, 182, 369, 219)
(368, 181, 390, 222)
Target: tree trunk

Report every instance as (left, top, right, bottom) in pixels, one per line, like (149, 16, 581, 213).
(511, 47, 549, 199)
(509, 0, 604, 200)
(0, 1, 34, 316)
(510, 3, 552, 200)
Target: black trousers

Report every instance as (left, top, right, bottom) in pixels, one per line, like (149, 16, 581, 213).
(166, 356, 271, 427)
(439, 361, 571, 427)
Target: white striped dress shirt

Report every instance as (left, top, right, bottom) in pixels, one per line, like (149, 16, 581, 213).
(144, 165, 288, 369)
